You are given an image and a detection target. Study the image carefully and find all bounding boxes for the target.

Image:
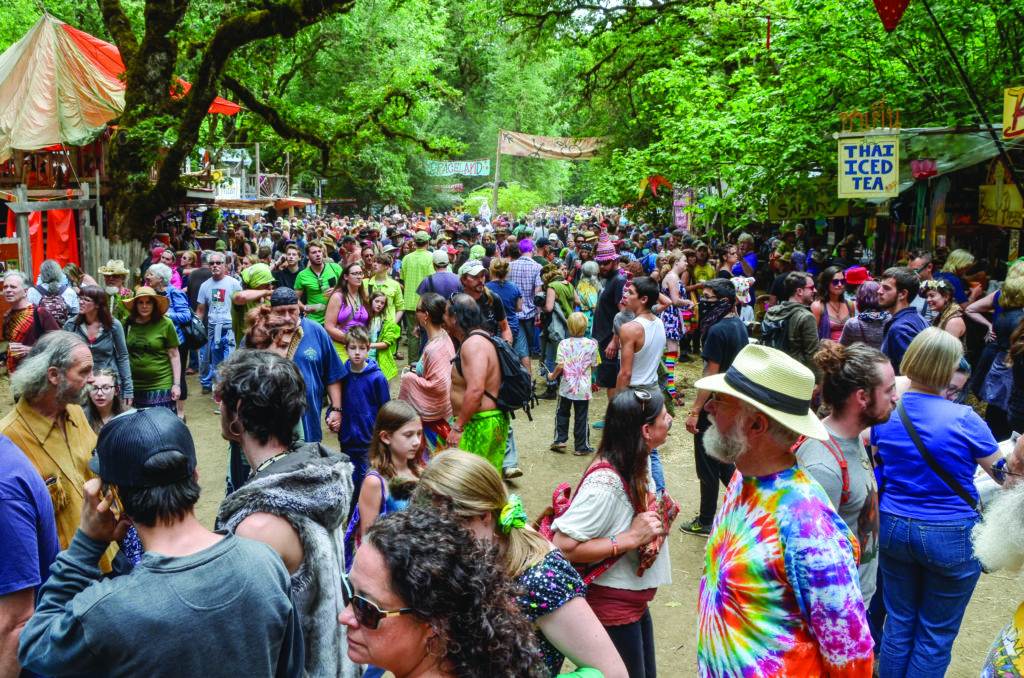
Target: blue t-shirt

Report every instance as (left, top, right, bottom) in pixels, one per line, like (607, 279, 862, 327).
(294, 318, 345, 443)
(871, 392, 997, 520)
(417, 271, 461, 301)
(486, 280, 522, 333)
(732, 252, 758, 276)
(0, 434, 60, 598)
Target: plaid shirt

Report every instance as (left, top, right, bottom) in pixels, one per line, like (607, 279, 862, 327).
(508, 257, 543, 319)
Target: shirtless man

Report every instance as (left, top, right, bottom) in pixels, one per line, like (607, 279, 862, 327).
(446, 294, 507, 471)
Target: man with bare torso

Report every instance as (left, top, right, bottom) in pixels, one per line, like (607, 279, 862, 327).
(446, 294, 507, 471)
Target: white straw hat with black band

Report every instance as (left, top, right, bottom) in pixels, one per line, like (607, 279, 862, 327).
(694, 344, 828, 440)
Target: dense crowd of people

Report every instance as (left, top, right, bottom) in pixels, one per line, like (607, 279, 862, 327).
(4, 206, 1024, 676)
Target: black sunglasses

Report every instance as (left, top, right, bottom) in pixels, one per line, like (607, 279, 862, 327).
(341, 573, 414, 630)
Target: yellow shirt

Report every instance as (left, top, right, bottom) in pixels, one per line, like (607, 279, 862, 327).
(0, 399, 113, 571)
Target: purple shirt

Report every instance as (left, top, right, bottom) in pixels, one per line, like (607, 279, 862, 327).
(417, 271, 461, 301)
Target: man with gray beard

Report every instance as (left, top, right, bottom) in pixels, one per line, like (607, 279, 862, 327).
(974, 442, 1024, 675)
(0, 331, 116, 573)
(693, 343, 874, 677)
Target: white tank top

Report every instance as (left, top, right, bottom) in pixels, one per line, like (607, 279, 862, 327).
(630, 315, 666, 387)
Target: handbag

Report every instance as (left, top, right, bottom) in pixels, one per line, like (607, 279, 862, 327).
(636, 490, 680, 576)
(895, 400, 979, 514)
(181, 311, 208, 350)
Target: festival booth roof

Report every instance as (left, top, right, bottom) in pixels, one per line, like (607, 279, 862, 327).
(0, 14, 240, 163)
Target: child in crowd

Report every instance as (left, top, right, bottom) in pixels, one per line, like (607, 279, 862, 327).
(346, 400, 424, 552)
(339, 326, 391, 499)
(549, 312, 599, 456)
(366, 290, 400, 380)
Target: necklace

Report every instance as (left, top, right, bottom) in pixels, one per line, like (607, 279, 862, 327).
(249, 450, 290, 479)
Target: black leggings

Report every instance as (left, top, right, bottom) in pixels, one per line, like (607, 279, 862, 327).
(694, 412, 735, 524)
(178, 348, 189, 400)
(605, 610, 656, 678)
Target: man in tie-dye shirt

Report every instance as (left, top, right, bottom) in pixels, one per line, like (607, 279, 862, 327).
(693, 344, 873, 677)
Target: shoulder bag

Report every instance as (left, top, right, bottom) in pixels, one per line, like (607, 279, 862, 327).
(896, 400, 979, 514)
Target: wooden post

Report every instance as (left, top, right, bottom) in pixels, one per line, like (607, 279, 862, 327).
(14, 184, 30, 274)
(491, 130, 502, 217)
(254, 142, 261, 198)
(78, 182, 92, 274)
(94, 169, 103, 237)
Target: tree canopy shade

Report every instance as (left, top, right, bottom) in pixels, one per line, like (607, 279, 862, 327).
(3, 0, 1020, 235)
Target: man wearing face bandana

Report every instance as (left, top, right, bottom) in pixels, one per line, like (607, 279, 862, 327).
(680, 278, 749, 537)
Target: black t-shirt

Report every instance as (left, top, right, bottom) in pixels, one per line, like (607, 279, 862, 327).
(186, 267, 213, 308)
(274, 268, 299, 290)
(769, 273, 788, 301)
(456, 286, 507, 335)
(702, 316, 749, 371)
(592, 273, 627, 345)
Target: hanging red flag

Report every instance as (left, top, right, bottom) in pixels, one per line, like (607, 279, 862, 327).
(873, 0, 911, 31)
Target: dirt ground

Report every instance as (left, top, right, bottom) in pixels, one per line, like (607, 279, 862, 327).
(3, 354, 1017, 675)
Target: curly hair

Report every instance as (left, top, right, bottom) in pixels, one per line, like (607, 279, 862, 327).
(215, 349, 306, 445)
(366, 508, 547, 678)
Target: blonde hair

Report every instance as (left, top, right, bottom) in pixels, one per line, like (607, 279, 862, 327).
(1003, 261, 1024, 309)
(567, 311, 587, 337)
(489, 257, 509, 279)
(942, 248, 975, 273)
(901, 327, 962, 392)
(414, 450, 550, 578)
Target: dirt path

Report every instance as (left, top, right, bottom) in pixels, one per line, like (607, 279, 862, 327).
(4, 354, 1014, 675)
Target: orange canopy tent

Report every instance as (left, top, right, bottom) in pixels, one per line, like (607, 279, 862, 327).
(0, 14, 239, 162)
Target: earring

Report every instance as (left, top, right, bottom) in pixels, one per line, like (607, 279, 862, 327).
(228, 419, 244, 437)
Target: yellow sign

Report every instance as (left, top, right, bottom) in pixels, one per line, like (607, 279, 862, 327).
(837, 136, 900, 199)
(979, 183, 1024, 229)
(1004, 87, 1024, 139)
(769, 181, 849, 220)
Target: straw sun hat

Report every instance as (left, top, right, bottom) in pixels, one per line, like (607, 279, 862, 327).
(124, 286, 169, 315)
(694, 344, 828, 440)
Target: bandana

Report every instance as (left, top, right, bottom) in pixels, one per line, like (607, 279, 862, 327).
(699, 298, 734, 338)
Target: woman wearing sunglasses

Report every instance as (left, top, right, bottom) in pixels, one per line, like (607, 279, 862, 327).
(414, 450, 627, 677)
(340, 507, 547, 677)
(811, 266, 853, 342)
(549, 389, 673, 678)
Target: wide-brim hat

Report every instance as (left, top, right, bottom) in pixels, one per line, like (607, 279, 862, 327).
(98, 259, 130, 276)
(125, 286, 170, 314)
(694, 344, 828, 440)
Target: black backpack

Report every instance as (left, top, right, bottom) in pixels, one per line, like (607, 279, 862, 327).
(464, 330, 537, 420)
(760, 315, 789, 351)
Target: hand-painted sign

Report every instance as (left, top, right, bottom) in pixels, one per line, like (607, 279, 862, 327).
(837, 136, 899, 198)
(672, 187, 692, 232)
(425, 160, 490, 177)
(432, 183, 464, 193)
(498, 130, 604, 160)
(1003, 87, 1024, 140)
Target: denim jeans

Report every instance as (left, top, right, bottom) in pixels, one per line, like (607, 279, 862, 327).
(201, 324, 236, 388)
(554, 396, 592, 452)
(649, 449, 665, 493)
(503, 427, 519, 470)
(877, 511, 981, 678)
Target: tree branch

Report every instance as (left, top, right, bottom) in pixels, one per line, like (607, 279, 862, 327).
(96, 0, 139, 63)
(222, 75, 331, 170)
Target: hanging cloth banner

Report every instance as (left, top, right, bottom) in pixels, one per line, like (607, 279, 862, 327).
(44, 209, 79, 268)
(425, 160, 490, 176)
(498, 130, 605, 160)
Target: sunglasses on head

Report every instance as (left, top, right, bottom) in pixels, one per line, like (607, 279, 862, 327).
(341, 573, 414, 630)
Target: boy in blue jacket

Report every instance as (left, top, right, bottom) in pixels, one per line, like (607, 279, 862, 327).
(340, 326, 391, 497)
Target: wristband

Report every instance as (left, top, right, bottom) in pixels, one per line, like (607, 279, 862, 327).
(451, 423, 464, 433)
(610, 534, 619, 558)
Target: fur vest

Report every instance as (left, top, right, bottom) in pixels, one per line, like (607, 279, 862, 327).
(217, 443, 358, 678)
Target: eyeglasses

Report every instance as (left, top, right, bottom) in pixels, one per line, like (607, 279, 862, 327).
(831, 279, 846, 286)
(91, 384, 116, 394)
(341, 573, 414, 630)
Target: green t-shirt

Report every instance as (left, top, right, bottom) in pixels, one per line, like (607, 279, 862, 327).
(294, 261, 342, 324)
(400, 249, 435, 311)
(126, 317, 180, 392)
(364, 276, 403, 324)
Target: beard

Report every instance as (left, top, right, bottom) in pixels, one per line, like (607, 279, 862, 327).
(973, 481, 1024, 573)
(56, 376, 84, 407)
(862, 394, 894, 427)
(704, 422, 747, 465)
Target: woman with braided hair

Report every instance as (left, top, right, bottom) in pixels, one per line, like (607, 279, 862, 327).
(340, 506, 549, 678)
(414, 450, 626, 678)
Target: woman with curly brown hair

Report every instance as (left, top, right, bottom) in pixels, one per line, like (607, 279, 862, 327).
(340, 507, 548, 678)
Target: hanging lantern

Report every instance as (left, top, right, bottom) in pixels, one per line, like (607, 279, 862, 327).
(911, 158, 937, 179)
(873, 0, 911, 32)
